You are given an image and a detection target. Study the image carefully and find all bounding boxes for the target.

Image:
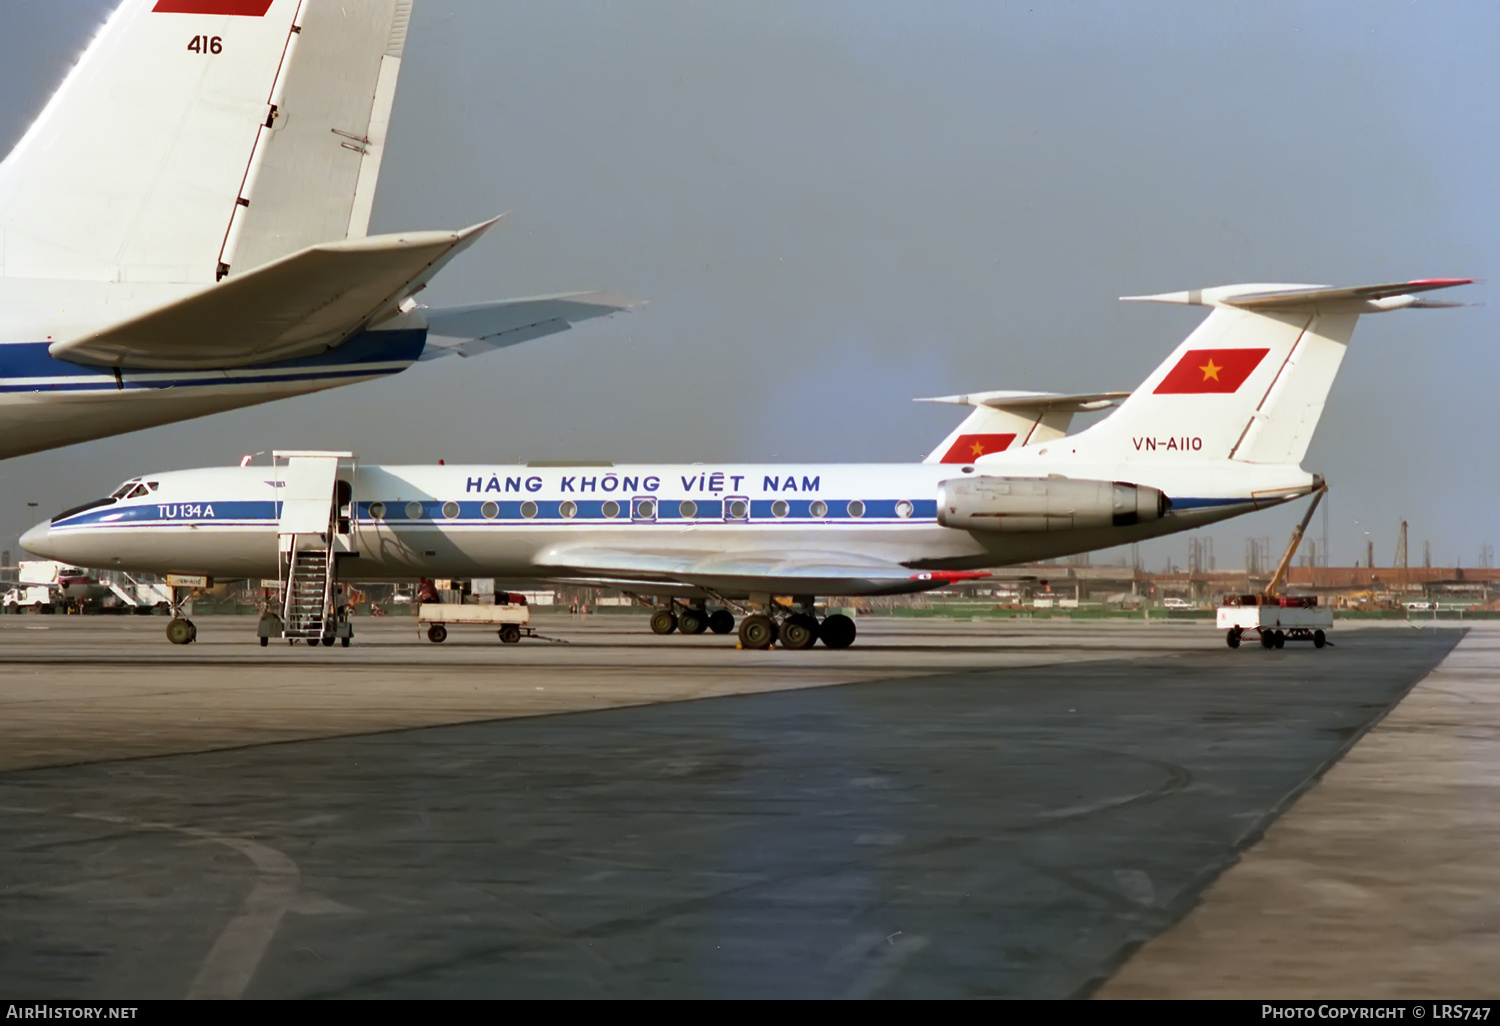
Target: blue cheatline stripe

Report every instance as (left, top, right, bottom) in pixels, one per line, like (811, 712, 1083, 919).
(0, 329, 427, 393)
(361, 498, 939, 524)
(52, 497, 944, 529)
(51, 500, 279, 527)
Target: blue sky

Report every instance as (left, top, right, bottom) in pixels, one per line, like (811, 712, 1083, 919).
(1, 1, 1495, 568)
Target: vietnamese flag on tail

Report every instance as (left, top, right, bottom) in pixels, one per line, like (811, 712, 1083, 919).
(940, 433, 1016, 463)
(1153, 348, 1270, 394)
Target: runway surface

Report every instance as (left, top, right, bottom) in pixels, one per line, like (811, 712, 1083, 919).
(0, 616, 1475, 997)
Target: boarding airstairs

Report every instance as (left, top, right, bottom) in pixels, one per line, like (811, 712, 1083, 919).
(265, 451, 357, 647)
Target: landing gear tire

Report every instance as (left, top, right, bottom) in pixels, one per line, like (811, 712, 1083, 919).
(678, 608, 709, 635)
(427, 624, 448, 644)
(498, 624, 522, 645)
(738, 614, 778, 650)
(1313, 629, 1326, 649)
(708, 609, 735, 635)
(819, 613, 857, 649)
(650, 609, 679, 635)
(166, 618, 193, 645)
(1226, 628, 1241, 649)
(779, 614, 819, 650)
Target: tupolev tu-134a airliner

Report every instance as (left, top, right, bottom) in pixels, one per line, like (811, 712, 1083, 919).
(0, 0, 631, 461)
(22, 278, 1472, 650)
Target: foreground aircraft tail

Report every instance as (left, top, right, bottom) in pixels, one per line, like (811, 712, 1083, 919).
(917, 391, 1127, 464)
(0, 0, 413, 284)
(1060, 279, 1473, 466)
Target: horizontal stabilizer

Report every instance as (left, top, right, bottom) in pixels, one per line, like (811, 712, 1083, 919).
(418, 292, 638, 360)
(1122, 278, 1474, 314)
(50, 218, 498, 370)
(915, 390, 1128, 412)
(919, 390, 1128, 464)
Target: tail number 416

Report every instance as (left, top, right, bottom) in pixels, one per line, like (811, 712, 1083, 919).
(187, 35, 223, 54)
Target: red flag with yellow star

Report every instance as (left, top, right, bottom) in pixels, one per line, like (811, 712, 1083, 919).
(939, 433, 1016, 463)
(1153, 348, 1270, 394)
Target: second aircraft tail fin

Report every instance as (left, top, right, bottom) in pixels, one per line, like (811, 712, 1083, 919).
(0, 0, 414, 285)
(917, 391, 1127, 464)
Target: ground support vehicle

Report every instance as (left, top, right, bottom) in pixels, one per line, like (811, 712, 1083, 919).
(418, 602, 534, 645)
(1218, 598, 1333, 650)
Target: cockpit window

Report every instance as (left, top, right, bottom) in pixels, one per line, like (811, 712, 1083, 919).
(124, 484, 149, 499)
(109, 480, 140, 500)
(146, 482, 159, 492)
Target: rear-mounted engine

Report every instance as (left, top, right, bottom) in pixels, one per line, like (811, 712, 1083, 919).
(937, 476, 1169, 533)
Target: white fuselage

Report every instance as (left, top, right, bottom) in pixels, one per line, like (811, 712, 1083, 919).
(23, 458, 1316, 597)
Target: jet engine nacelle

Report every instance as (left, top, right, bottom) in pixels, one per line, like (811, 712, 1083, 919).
(937, 476, 1168, 533)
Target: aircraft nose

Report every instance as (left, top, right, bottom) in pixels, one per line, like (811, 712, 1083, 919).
(19, 520, 52, 557)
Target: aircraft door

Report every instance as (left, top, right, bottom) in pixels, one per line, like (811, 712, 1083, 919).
(335, 478, 354, 537)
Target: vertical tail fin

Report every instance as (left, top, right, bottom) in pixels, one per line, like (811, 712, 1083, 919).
(917, 391, 1127, 463)
(1069, 280, 1472, 466)
(0, 0, 414, 285)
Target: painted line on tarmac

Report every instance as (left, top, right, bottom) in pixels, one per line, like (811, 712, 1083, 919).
(2, 806, 299, 1000)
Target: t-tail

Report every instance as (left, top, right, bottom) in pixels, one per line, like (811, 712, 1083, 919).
(1057, 279, 1472, 466)
(917, 390, 1129, 464)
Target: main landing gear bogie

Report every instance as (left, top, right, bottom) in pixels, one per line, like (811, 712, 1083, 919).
(737, 611, 857, 651)
(652, 603, 858, 650)
(650, 605, 728, 636)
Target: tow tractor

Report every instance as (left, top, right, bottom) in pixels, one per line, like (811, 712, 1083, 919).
(1218, 482, 1334, 650)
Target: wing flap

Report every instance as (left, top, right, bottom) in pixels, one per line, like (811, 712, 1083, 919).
(49, 218, 498, 370)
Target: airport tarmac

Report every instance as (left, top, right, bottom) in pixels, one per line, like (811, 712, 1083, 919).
(0, 615, 1486, 998)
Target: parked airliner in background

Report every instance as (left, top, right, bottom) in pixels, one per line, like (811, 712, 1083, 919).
(0, 0, 630, 461)
(22, 279, 1471, 649)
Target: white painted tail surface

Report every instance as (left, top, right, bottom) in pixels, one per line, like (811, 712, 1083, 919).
(1057, 280, 1471, 468)
(0, 0, 414, 285)
(227, 0, 415, 275)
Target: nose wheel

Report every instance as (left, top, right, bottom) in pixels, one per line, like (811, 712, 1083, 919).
(165, 618, 197, 645)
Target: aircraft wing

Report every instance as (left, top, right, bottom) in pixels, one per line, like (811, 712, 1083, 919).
(534, 545, 988, 597)
(417, 293, 638, 360)
(49, 219, 499, 370)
